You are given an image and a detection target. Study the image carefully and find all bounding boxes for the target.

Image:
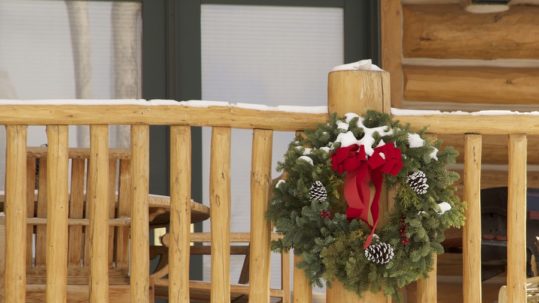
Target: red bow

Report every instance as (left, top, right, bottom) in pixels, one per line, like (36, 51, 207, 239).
(331, 143, 403, 248)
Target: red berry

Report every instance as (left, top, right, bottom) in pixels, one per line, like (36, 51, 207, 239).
(320, 210, 332, 219)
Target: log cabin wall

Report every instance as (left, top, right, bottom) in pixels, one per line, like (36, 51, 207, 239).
(380, 0, 539, 181)
(380, 1, 539, 302)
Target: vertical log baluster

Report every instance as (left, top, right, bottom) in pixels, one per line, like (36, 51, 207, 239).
(463, 134, 482, 303)
(46, 125, 69, 303)
(281, 250, 291, 303)
(36, 158, 48, 266)
(107, 159, 117, 266)
(416, 255, 437, 302)
(507, 134, 527, 303)
(293, 254, 312, 303)
(130, 124, 150, 303)
(26, 156, 36, 268)
(249, 129, 273, 302)
(169, 126, 192, 303)
(89, 125, 110, 303)
(116, 159, 131, 270)
(5, 125, 27, 303)
(210, 127, 231, 303)
(68, 158, 85, 266)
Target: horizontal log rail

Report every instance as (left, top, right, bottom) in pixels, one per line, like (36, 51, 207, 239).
(27, 147, 131, 159)
(0, 102, 326, 130)
(160, 232, 283, 245)
(0, 99, 533, 303)
(393, 112, 539, 135)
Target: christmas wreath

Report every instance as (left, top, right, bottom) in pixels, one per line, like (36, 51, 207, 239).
(268, 111, 465, 298)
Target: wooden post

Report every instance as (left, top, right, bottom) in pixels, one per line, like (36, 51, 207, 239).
(210, 127, 231, 303)
(463, 134, 482, 303)
(281, 250, 291, 303)
(293, 254, 312, 303)
(89, 125, 109, 303)
(130, 125, 150, 303)
(169, 126, 192, 303)
(507, 134, 527, 303)
(249, 129, 273, 302)
(416, 255, 437, 303)
(380, 0, 403, 107)
(326, 70, 391, 303)
(5, 125, 27, 303)
(46, 125, 69, 303)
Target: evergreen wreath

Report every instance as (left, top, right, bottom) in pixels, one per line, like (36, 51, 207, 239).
(268, 111, 465, 299)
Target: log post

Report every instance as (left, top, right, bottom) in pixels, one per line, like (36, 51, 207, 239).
(326, 69, 391, 303)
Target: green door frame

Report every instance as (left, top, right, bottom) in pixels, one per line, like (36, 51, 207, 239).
(142, 0, 380, 281)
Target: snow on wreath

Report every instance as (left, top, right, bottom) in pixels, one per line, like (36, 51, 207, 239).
(268, 111, 465, 299)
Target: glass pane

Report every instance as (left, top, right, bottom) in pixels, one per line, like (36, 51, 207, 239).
(0, 0, 141, 187)
(201, 3, 344, 291)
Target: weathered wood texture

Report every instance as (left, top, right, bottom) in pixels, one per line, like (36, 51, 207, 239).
(380, 0, 404, 106)
(403, 5, 539, 59)
(416, 254, 437, 303)
(281, 251, 291, 303)
(437, 134, 539, 165)
(168, 126, 191, 303)
(463, 135, 482, 303)
(403, 65, 539, 104)
(88, 125, 110, 303)
(328, 71, 391, 116)
(326, 70, 391, 302)
(453, 169, 539, 196)
(25, 284, 131, 303)
(0, 105, 326, 130)
(68, 159, 85, 266)
(116, 159, 132, 270)
(292, 255, 312, 303)
(28, 147, 130, 159)
(210, 127, 232, 303)
(130, 125, 150, 303)
(46, 125, 70, 303)
(5, 125, 27, 303)
(36, 159, 48, 267)
(395, 114, 539, 135)
(249, 129, 273, 302)
(507, 134, 527, 303)
(26, 157, 36, 268)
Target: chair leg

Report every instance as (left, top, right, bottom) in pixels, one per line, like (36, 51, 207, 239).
(238, 246, 250, 284)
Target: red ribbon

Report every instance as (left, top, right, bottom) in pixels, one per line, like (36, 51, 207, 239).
(331, 143, 403, 248)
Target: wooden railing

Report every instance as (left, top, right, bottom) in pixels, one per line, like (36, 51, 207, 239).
(394, 111, 530, 303)
(0, 69, 531, 303)
(0, 100, 327, 303)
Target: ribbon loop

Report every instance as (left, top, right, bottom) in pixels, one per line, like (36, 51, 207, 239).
(332, 143, 403, 248)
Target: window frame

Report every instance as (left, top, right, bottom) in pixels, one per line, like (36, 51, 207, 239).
(142, 0, 380, 280)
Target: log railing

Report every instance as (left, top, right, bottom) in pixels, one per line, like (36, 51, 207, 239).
(1, 69, 532, 303)
(395, 110, 530, 303)
(0, 100, 326, 303)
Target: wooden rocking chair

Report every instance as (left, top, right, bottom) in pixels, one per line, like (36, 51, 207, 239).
(0, 147, 210, 302)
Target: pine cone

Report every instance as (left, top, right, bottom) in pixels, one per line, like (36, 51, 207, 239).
(407, 170, 429, 195)
(365, 242, 395, 265)
(309, 181, 327, 202)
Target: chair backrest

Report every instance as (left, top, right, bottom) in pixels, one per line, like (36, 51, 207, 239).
(26, 147, 132, 284)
